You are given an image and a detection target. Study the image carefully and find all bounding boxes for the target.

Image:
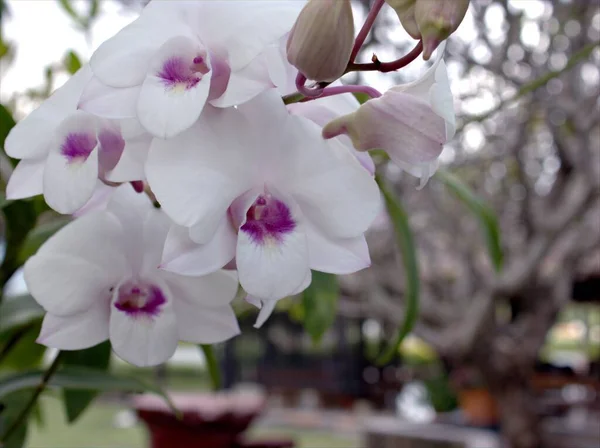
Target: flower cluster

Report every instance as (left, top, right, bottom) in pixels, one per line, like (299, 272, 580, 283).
(6, 0, 459, 366)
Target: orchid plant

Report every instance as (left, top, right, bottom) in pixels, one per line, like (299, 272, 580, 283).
(0, 0, 468, 445)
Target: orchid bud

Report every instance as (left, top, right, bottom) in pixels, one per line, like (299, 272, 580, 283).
(385, 0, 420, 39)
(322, 92, 446, 169)
(286, 0, 355, 82)
(415, 0, 469, 59)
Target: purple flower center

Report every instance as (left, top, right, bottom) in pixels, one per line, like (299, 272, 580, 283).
(158, 54, 210, 91)
(241, 194, 296, 244)
(61, 132, 96, 163)
(114, 281, 166, 318)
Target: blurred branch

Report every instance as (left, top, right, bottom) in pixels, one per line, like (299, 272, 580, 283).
(0, 352, 64, 445)
(458, 42, 599, 132)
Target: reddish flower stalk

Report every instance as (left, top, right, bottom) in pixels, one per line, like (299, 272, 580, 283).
(347, 40, 423, 73)
(350, 0, 385, 62)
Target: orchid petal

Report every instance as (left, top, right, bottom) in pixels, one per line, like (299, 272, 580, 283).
(109, 280, 178, 367)
(146, 107, 251, 240)
(160, 217, 236, 277)
(6, 159, 44, 200)
(137, 36, 212, 138)
(164, 270, 239, 308)
(37, 304, 109, 350)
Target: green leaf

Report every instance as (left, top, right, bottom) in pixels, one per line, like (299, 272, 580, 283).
(63, 50, 82, 75)
(352, 92, 370, 104)
(301, 271, 339, 344)
(0, 104, 16, 164)
(17, 217, 70, 265)
(56, 0, 81, 23)
(376, 176, 420, 365)
(435, 170, 504, 272)
(199, 345, 221, 391)
(62, 342, 111, 423)
(0, 324, 45, 370)
(0, 192, 12, 210)
(0, 200, 38, 285)
(0, 392, 29, 448)
(0, 367, 176, 414)
(0, 295, 44, 336)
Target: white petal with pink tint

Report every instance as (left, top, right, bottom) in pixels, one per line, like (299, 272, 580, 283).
(291, 163, 381, 240)
(37, 303, 110, 350)
(25, 254, 114, 316)
(163, 270, 238, 308)
(36, 211, 128, 271)
(5, 66, 92, 160)
(236, 196, 310, 301)
(161, 217, 236, 277)
(42, 111, 100, 214)
(305, 222, 371, 275)
(209, 58, 271, 108)
(146, 107, 252, 240)
(6, 159, 44, 200)
(44, 146, 99, 214)
(137, 36, 212, 138)
(105, 136, 152, 183)
(109, 280, 178, 367)
(174, 302, 240, 344)
(79, 76, 140, 119)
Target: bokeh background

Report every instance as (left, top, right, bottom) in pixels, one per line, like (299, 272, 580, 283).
(0, 1, 598, 447)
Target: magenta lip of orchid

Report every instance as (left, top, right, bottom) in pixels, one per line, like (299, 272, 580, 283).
(61, 132, 96, 163)
(240, 195, 296, 245)
(114, 281, 167, 318)
(158, 56, 208, 90)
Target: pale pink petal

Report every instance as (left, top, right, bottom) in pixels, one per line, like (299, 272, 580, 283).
(137, 36, 212, 138)
(42, 111, 100, 214)
(209, 58, 271, 108)
(161, 217, 236, 277)
(236, 196, 310, 301)
(89, 9, 194, 88)
(36, 210, 128, 272)
(145, 107, 252, 241)
(105, 136, 152, 183)
(163, 270, 238, 308)
(6, 159, 44, 200)
(306, 221, 371, 274)
(78, 76, 140, 119)
(5, 66, 92, 159)
(291, 162, 381, 240)
(24, 254, 115, 316)
(174, 302, 240, 344)
(37, 304, 109, 350)
(109, 280, 178, 367)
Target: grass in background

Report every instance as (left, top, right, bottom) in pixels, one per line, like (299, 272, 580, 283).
(28, 396, 360, 448)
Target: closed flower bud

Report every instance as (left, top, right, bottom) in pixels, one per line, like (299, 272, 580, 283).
(286, 0, 355, 82)
(415, 0, 469, 59)
(385, 0, 420, 39)
(323, 42, 455, 186)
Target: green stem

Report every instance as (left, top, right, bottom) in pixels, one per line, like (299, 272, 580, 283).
(458, 42, 599, 132)
(199, 345, 221, 391)
(282, 92, 305, 105)
(375, 176, 420, 365)
(0, 351, 64, 444)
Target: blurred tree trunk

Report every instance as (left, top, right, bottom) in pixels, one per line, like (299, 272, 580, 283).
(479, 360, 542, 448)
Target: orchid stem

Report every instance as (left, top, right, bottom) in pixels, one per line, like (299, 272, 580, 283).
(0, 352, 65, 445)
(347, 41, 423, 73)
(350, 0, 385, 62)
(295, 72, 323, 97)
(282, 84, 382, 106)
(200, 344, 222, 391)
